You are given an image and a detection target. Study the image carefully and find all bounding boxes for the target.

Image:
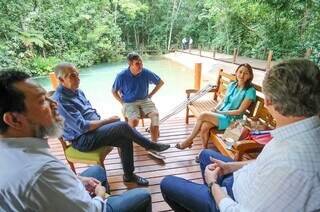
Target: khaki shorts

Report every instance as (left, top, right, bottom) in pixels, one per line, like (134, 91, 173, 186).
(123, 98, 158, 121)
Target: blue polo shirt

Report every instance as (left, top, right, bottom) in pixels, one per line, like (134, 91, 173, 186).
(112, 67, 161, 103)
(52, 85, 101, 141)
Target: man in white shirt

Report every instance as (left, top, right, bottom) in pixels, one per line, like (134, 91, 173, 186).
(0, 69, 151, 212)
(161, 59, 320, 212)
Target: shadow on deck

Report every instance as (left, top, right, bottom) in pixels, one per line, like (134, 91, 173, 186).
(48, 116, 208, 212)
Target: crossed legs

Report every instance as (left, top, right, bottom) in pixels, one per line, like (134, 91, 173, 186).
(177, 112, 218, 149)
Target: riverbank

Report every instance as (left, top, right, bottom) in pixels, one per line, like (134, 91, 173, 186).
(163, 51, 267, 86)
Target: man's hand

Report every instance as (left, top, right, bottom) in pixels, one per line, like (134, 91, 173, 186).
(205, 166, 221, 185)
(95, 184, 107, 199)
(210, 157, 234, 176)
(78, 176, 101, 194)
(108, 115, 120, 123)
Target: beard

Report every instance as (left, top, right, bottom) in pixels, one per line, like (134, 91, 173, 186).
(33, 117, 64, 139)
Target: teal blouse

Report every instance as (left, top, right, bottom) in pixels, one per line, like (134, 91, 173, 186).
(216, 81, 256, 129)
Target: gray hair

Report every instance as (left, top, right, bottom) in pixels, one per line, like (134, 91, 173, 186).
(262, 59, 320, 117)
(54, 62, 76, 79)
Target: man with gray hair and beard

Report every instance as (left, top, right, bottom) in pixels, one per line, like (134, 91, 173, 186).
(0, 69, 151, 212)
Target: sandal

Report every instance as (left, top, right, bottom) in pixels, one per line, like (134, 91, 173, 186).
(175, 141, 193, 150)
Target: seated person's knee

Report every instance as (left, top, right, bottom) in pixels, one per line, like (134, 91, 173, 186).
(199, 112, 210, 121)
(200, 123, 211, 134)
(128, 118, 139, 127)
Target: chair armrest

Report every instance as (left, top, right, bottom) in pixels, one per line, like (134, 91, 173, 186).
(233, 140, 264, 153)
(185, 88, 217, 96)
(186, 89, 199, 95)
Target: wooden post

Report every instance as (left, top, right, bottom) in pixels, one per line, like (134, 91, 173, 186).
(49, 72, 59, 90)
(213, 47, 216, 59)
(194, 63, 202, 90)
(304, 48, 312, 58)
(232, 48, 238, 63)
(266, 50, 273, 71)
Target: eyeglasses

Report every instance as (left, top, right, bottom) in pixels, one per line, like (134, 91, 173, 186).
(66, 72, 79, 78)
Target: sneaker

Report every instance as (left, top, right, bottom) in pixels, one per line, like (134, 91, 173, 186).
(123, 173, 149, 186)
(195, 155, 200, 163)
(151, 143, 170, 152)
(148, 150, 166, 160)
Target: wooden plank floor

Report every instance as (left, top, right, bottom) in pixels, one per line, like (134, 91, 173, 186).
(48, 116, 207, 212)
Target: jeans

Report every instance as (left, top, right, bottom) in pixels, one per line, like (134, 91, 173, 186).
(80, 165, 110, 193)
(106, 189, 151, 212)
(73, 121, 157, 175)
(160, 149, 235, 212)
(80, 165, 151, 212)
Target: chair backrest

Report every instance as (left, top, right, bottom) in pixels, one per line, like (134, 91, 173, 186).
(49, 72, 59, 90)
(253, 96, 276, 129)
(214, 69, 236, 102)
(58, 137, 70, 152)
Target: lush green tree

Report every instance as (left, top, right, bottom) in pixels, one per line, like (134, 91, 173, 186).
(1, 0, 319, 76)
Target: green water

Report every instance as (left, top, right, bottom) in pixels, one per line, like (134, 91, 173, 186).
(35, 56, 194, 118)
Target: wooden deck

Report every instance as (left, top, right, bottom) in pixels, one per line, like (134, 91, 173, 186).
(48, 116, 208, 212)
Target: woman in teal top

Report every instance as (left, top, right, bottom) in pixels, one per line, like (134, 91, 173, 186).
(176, 63, 256, 150)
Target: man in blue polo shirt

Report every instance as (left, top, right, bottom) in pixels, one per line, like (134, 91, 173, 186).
(112, 52, 164, 159)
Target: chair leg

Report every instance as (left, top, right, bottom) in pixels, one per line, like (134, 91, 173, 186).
(186, 105, 189, 124)
(141, 118, 145, 127)
(67, 161, 76, 174)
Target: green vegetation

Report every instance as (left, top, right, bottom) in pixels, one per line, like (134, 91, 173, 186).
(1, 0, 319, 76)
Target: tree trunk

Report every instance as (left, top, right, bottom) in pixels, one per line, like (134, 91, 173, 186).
(167, 0, 182, 51)
(134, 25, 139, 50)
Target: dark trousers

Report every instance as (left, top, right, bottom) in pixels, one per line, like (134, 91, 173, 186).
(73, 121, 157, 176)
(160, 149, 235, 212)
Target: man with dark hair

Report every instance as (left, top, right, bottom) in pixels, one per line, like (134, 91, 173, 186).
(161, 58, 320, 212)
(112, 52, 165, 159)
(53, 62, 169, 186)
(0, 69, 152, 211)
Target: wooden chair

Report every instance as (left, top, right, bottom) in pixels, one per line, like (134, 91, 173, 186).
(59, 138, 113, 174)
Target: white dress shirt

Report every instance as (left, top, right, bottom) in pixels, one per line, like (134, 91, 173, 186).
(0, 137, 104, 212)
(219, 116, 320, 212)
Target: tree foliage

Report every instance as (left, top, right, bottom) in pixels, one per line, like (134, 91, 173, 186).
(0, 0, 319, 76)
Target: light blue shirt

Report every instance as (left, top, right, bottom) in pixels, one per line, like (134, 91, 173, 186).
(220, 116, 320, 212)
(0, 137, 105, 211)
(112, 67, 161, 103)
